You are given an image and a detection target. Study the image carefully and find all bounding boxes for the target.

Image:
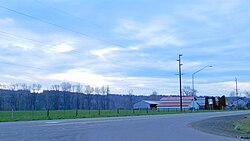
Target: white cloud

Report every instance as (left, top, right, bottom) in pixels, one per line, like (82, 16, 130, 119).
(0, 18, 14, 25)
(47, 69, 111, 86)
(108, 76, 179, 95)
(194, 80, 250, 96)
(146, 34, 182, 46)
(91, 47, 121, 58)
(52, 42, 75, 53)
(127, 45, 142, 50)
(2, 74, 33, 82)
(184, 61, 203, 69)
(130, 84, 145, 87)
(12, 43, 34, 50)
(114, 19, 183, 47)
(0, 0, 249, 96)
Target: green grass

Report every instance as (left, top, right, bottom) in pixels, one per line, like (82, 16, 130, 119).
(0, 109, 226, 122)
(235, 115, 250, 134)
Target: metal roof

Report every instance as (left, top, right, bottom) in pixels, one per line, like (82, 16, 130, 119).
(158, 102, 191, 106)
(142, 100, 159, 104)
(160, 96, 194, 101)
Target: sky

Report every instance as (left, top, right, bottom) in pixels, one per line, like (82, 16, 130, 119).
(0, 0, 249, 96)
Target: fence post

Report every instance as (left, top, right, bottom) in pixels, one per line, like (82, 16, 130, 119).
(47, 109, 50, 119)
(75, 109, 78, 117)
(98, 109, 101, 116)
(11, 108, 14, 120)
(32, 109, 34, 119)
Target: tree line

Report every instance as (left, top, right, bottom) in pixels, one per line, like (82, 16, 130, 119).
(0, 82, 164, 111)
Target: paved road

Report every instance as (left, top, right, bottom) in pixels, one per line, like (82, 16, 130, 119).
(0, 111, 250, 141)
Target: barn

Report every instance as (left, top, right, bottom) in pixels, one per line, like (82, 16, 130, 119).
(133, 100, 159, 109)
(134, 96, 206, 110)
(196, 97, 206, 109)
(157, 96, 200, 110)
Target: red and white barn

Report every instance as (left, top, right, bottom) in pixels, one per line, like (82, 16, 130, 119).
(157, 96, 201, 110)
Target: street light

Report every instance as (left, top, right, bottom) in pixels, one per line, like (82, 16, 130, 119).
(191, 65, 212, 111)
(192, 65, 213, 95)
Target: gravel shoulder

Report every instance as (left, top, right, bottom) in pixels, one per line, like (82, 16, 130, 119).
(189, 114, 250, 138)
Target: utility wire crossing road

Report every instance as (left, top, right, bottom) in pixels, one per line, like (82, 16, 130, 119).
(0, 111, 249, 141)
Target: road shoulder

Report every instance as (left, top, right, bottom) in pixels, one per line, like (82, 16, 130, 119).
(189, 114, 250, 139)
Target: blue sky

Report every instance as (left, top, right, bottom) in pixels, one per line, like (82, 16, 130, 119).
(0, 0, 249, 96)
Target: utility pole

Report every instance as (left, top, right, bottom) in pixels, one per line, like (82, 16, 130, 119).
(177, 54, 183, 111)
(235, 78, 239, 110)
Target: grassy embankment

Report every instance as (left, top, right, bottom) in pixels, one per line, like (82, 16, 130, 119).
(234, 115, 250, 135)
(0, 109, 224, 122)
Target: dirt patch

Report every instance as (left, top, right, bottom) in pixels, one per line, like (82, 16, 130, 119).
(189, 115, 250, 138)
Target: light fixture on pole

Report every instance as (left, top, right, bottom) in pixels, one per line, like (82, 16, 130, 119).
(192, 65, 213, 95)
(191, 65, 213, 111)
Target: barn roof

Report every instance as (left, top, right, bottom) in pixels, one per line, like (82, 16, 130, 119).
(158, 102, 191, 106)
(142, 100, 159, 104)
(160, 96, 194, 101)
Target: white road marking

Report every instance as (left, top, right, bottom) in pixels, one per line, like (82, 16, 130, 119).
(45, 121, 59, 124)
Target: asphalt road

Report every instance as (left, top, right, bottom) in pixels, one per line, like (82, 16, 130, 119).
(0, 111, 250, 141)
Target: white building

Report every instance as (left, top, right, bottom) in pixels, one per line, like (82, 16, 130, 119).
(133, 100, 159, 109)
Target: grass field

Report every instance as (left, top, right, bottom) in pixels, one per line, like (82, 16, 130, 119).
(235, 115, 250, 134)
(0, 109, 224, 122)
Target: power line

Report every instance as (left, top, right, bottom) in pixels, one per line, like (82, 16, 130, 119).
(0, 30, 89, 57)
(0, 28, 147, 70)
(0, 5, 125, 48)
(0, 31, 97, 76)
(0, 31, 147, 74)
(0, 5, 151, 75)
(0, 61, 53, 72)
(0, 32, 80, 73)
(34, 0, 105, 29)
(33, 0, 132, 41)
(0, 32, 55, 72)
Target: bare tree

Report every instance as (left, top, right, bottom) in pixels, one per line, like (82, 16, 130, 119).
(106, 85, 110, 110)
(227, 91, 236, 105)
(60, 82, 72, 110)
(85, 85, 94, 110)
(50, 85, 60, 110)
(128, 89, 133, 109)
(95, 87, 101, 109)
(150, 91, 158, 100)
(51, 85, 60, 91)
(61, 82, 72, 92)
(182, 86, 197, 96)
(30, 84, 43, 110)
(21, 83, 29, 90)
(73, 84, 82, 111)
(75, 84, 83, 93)
(245, 91, 250, 98)
(100, 86, 106, 109)
(0, 93, 3, 110)
(230, 91, 235, 97)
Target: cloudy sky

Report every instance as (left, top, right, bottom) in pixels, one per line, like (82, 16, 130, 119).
(0, 0, 249, 96)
